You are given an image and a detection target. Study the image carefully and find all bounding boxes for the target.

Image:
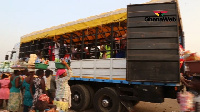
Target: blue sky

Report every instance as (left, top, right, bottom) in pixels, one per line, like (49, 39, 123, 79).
(0, 0, 199, 61)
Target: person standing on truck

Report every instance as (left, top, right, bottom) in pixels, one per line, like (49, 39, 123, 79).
(0, 73, 10, 109)
(8, 70, 22, 112)
(53, 59, 73, 112)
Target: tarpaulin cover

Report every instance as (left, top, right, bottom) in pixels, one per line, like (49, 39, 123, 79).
(20, 8, 127, 43)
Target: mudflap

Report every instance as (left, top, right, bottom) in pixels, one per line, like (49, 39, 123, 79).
(134, 85, 164, 103)
(164, 85, 183, 99)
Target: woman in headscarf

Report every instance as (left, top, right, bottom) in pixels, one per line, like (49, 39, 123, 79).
(54, 59, 73, 112)
(8, 70, 22, 112)
(0, 73, 10, 109)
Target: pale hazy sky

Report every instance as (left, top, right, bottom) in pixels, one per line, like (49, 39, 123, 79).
(0, 0, 199, 61)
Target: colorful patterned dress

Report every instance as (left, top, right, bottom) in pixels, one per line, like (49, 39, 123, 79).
(54, 69, 73, 111)
(32, 77, 43, 109)
(7, 76, 21, 111)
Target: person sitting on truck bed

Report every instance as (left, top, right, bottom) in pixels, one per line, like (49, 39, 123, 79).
(89, 44, 100, 59)
(99, 45, 106, 59)
(115, 34, 126, 58)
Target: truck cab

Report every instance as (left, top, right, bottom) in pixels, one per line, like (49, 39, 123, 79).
(1, 43, 20, 73)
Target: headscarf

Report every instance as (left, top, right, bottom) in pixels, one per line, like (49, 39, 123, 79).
(38, 94, 49, 103)
(56, 69, 66, 79)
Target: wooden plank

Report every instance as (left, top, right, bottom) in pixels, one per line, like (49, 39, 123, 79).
(126, 61, 179, 82)
(127, 3, 176, 12)
(127, 50, 178, 55)
(128, 16, 177, 27)
(128, 26, 177, 32)
(128, 10, 177, 17)
(127, 55, 179, 61)
(128, 38, 178, 44)
(128, 31, 177, 38)
(127, 43, 178, 49)
(127, 38, 178, 49)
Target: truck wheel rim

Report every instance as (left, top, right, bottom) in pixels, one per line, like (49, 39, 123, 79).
(74, 94, 80, 102)
(100, 95, 112, 110)
(102, 99, 110, 107)
(73, 92, 81, 104)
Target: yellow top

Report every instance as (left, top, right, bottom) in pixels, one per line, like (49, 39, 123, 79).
(20, 8, 127, 44)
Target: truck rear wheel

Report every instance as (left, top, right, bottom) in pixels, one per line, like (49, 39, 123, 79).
(71, 85, 90, 111)
(93, 87, 122, 112)
(84, 85, 94, 109)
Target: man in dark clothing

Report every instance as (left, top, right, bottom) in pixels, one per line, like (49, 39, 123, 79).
(45, 69, 56, 104)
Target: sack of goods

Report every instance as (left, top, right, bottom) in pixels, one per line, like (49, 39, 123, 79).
(28, 54, 37, 65)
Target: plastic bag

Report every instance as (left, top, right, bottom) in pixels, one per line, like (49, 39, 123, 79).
(177, 91, 195, 111)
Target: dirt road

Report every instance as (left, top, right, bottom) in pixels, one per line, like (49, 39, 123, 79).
(69, 98, 180, 112)
(132, 98, 180, 112)
(0, 98, 180, 112)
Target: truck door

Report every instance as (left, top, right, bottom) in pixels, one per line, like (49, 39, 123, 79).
(126, 2, 182, 82)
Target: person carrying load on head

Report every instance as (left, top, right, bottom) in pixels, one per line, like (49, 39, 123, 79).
(54, 59, 73, 112)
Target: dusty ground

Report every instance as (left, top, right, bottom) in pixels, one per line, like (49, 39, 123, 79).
(0, 98, 180, 112)
(132, 98, 180, 112)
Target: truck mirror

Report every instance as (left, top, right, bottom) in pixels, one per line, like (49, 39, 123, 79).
(5, 55, 9, 60)
(12, 51, 16, 53)
(10, 54, 13, 59)
(10, 51, 16, 59)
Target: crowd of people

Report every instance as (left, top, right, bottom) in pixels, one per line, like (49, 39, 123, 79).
(0, 60, 72, 112)
(39, 34, 127, 61)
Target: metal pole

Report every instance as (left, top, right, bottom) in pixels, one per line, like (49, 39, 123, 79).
(95, 27, 98, 59)
(50, 37, 53, 61)
(70, 33, 73, 59)
(111, 23, 114, 58)
(81, 30, 85, 59)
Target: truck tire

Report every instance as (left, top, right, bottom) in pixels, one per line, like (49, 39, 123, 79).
(71, 85, 90, 111)
(84, 85, 94, 109)
(93, 87, 122, 112)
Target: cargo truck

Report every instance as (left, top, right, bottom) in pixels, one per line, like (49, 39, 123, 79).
(14, 0, 184, 111)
